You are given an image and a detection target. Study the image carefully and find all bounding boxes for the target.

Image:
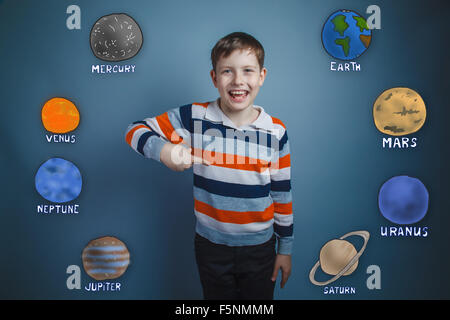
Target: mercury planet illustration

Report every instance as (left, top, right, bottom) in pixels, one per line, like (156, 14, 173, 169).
(309, 231, 370, 286)
(82, 236, 130, 281)
(90, 13, 143, 62)
(41, 97, 80, 134)
(373, 87, 426, 136)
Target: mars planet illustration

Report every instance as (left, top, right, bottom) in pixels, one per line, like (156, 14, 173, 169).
(82, 236, 130, 281)
(373, 87, 426, 136)
(309, 230, 370, 286)
(41, 97, 80, 134)
(378, 175, 429, 225)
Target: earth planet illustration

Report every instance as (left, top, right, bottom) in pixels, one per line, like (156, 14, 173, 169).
(373, 87, 426, 136)
(309, 230, 370, 286)
(322, 9, 372, 60)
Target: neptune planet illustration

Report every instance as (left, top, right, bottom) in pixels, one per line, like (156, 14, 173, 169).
(35, 158, 82, 203)
(378, 175, 429, 225)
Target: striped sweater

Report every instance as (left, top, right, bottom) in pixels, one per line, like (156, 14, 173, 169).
(125, 100, 293, 254)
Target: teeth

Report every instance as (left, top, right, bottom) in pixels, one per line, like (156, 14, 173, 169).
(230, 90, 247, 95)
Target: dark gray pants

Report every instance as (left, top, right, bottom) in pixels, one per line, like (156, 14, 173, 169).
(194, 233, 276, 300)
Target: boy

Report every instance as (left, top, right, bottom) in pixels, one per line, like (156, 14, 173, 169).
(125, 32, 293, 300)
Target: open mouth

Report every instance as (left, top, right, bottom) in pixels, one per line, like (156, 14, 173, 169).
(228, 90, 249, 103)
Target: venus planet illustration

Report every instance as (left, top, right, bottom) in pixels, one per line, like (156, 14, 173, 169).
(309, 230, 370, 286)
(373, 87, 426, 136)
(41, 97, 80, 134)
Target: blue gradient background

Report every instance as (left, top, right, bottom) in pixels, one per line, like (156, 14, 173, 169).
(0, 0, 448, 299)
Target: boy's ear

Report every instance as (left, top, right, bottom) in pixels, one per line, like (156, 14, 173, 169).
(210, 69, 218, 88)
(259, 67, 267, 86)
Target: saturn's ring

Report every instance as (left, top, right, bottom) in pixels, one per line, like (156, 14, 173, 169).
(309, 230, 370, 286)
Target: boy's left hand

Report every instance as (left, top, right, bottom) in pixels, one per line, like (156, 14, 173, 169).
(271, 254, 292, 288)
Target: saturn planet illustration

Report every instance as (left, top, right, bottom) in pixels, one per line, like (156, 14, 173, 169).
(309, 230, 370, 286)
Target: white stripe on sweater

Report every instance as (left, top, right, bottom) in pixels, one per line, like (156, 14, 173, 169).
(274, 213, 293, 226)
(194, 163, 270, 186)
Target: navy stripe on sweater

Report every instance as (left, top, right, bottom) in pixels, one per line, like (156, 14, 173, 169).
(279, 131, 288, 151)
(270, 179, 291, 192)
(179, 104, 192, 133)
(132, 120, 150, 126)
(274, 223, 293, 237)
(137, 131, 161, 156)
(194, 174, 270, 199)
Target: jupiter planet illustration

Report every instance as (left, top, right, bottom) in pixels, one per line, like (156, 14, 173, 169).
(82, 236, 130, 281)
(373, 87, 426, 136)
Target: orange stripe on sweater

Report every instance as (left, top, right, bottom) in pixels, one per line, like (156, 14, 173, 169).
(274, 202, 293, 214)
(125, 125, 149, 146)
(195, 199, 274, 224)
(192, 148, 270, 172)
(271, 116, 286, 129)
(156, 112, 184, 144)
(270, 154, 291, 170)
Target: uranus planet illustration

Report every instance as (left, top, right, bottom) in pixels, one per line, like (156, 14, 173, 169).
(41, 97, 80, 134)
(309, 231, 370, 286)
(82, 236, 130, 281)
(35, 158, 82, 203)
(373, 87, 426, 136)
(90, 13, 143, 62)
(378, 175, 429, 225)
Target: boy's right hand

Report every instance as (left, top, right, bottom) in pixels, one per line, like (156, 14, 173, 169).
(160, 142, 210, 172)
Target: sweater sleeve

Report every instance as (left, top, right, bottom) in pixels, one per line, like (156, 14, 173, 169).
(125, 104, 192, 162)
(270, 129, 293, 255)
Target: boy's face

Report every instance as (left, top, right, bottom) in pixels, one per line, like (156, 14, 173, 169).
(210, 49, 267, 113)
